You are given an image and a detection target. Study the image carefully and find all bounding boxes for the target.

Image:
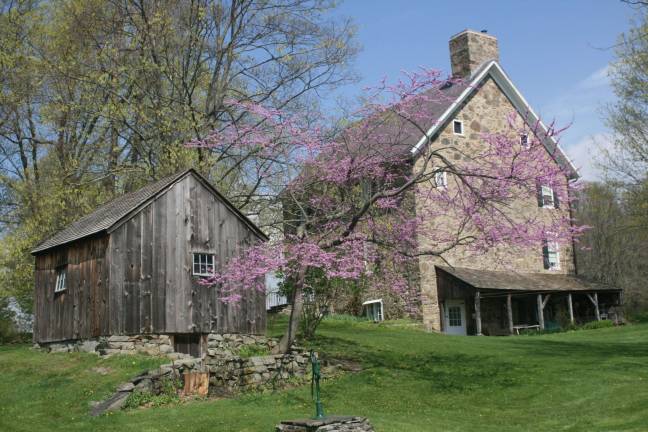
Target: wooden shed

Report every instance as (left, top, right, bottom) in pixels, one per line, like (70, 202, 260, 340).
(31, 169, 268, 349)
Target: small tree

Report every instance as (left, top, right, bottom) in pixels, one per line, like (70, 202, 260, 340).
(194, 68, 583, 352)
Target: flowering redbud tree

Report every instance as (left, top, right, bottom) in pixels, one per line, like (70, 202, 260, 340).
(191, 68, 585, 352)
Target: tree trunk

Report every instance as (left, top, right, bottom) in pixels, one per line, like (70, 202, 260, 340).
(274, 267, 306, 353)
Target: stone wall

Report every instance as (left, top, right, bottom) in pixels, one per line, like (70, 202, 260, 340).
(38, 334, 176, 357)
(414, 76, 577, 331)
(206, 351, 309, 394)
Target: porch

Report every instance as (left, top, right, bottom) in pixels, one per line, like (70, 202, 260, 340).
(436, 266, 623, 336)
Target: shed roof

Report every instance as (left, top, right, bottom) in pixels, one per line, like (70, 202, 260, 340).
(32, 169, 267, 254)
(437, 266, 619, 293)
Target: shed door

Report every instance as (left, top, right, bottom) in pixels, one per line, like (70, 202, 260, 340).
(444, 300, 467, 336)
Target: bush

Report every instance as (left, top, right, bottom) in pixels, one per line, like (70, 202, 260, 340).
(627, 311, 648, 323)
(237, 345, 270, 358)
(123, 377, 181, 409)
(580, 320, 615, 330)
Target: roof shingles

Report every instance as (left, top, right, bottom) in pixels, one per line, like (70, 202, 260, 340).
(32, 171, 188, 254)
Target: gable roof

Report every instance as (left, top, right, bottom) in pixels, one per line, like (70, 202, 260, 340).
(31, 169, 267, 254)
(410, 61, 579, 179)
(437, 265, 619, 293)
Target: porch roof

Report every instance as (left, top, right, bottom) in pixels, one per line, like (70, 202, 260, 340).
(436, 266, 620, 293)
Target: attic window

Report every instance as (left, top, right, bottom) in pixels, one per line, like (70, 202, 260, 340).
(192, 253, 215, 276)
(453, 120, 464, 135)
(520, 134, 529, 149)
(54, 266, 67, 293)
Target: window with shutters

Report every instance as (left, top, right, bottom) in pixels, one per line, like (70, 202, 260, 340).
(541, 185, 554, 208)
(537, 184, 560, 209)
(54, 266, 67, 293)
(542, 240, 560, 270)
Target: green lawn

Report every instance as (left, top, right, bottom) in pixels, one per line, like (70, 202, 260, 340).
(2, 319, 648, 431)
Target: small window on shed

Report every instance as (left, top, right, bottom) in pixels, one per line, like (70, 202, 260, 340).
(520, 134, 529, 149)
(192, 253, 215, 276)
(453, 119, 464, 135)
(54, 266, 67, 293)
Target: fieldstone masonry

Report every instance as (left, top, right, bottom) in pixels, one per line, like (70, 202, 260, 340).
(276, 416, 374, 432)
(82, 332, 312, 415)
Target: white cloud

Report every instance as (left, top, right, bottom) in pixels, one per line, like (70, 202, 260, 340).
(563, 133, 616, 181)
(576, 65, 611, 90)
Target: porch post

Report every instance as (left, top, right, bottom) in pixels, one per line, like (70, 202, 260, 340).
(475, 291, 482, 336)
(506, 294, 514, 335)
(537, 294, 545, 330)
(567, 293, 574, 325)
(594, 292, 601, 321)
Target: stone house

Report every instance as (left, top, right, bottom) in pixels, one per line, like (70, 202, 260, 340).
(371, 30, 622, 334)
(31, 169, 268, 355)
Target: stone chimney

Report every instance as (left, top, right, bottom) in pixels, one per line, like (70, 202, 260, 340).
(449, 29, 499, 78)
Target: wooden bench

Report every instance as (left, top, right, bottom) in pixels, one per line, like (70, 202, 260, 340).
(513, 324, 540, 335)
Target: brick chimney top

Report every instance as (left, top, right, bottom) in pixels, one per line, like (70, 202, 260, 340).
(449, 29, 499, 78)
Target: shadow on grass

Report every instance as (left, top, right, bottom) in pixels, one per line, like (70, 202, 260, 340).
(311, 335, 529, 393)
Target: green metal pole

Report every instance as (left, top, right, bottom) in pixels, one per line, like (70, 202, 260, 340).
(310, 351, 325, 419)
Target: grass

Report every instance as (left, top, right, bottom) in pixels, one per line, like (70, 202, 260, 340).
(2, 318, 648, 431)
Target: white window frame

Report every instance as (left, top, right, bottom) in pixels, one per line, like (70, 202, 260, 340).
(546, 242, 560, 271)
(434, 171, 448, 189)
(520, 133, 530, 149)
(54, 266, 67, 293)
(541, 185, 554, 208)
(362, 299, 384, 322)
(452, 119, 464, 136)
(192, 253, 215, 276)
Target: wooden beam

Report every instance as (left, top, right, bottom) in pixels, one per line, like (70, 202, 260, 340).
(567, 293, 574, 325)
(537, 294, 545, 330)
(542, 294, 551, 309)
(506, 294, 514, 335)
(475, 291, 482, 336)
(586, 293, 601, 321)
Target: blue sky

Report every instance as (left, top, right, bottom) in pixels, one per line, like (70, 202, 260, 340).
(329, 0, 638, 180)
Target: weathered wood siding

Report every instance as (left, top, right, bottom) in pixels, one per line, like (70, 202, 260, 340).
(33, 236, 109, 343)
(107, 173, 266, 336)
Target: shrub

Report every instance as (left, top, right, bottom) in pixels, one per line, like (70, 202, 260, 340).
(123, 377, 181, 409)
(237, 345, 270, 358)
(580, 320, 615, 330)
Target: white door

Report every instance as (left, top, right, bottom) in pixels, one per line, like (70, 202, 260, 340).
(444, 300, 467, 335)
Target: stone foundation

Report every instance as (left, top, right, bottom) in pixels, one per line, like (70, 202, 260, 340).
(38, 334, 176, 357)
(276, 416, 374, 432)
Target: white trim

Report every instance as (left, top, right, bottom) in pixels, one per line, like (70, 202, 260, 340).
(541, 185, 555, 208)
(410, 60, 579, 178)
(362, 298, 383, 306)
(192, 252, 215, 276)
(362, 298, 384, 321)
(54, 266, 67, 293)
